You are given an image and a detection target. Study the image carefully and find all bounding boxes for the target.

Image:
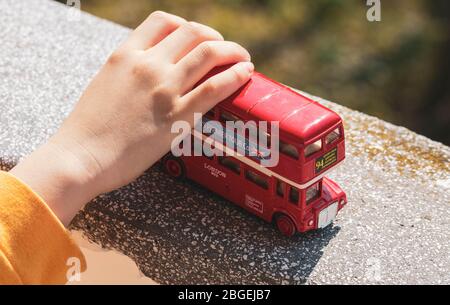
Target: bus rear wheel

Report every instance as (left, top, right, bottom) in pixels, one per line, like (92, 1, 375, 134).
(275, 214, 296, 237)
(163, 156, 185, 179)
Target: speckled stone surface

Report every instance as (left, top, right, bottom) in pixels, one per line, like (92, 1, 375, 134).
(1, 0, 449, 284)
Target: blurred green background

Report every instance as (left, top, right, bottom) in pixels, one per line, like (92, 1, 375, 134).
(57, 0, 450, 145)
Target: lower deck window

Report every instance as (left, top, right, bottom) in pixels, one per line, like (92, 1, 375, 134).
(289, 187, 299, 205)
(306, 183, 320, 204)
(218, 156, 240, 174)
(276, 180, 285, 197)
(245, 169, 268, 190)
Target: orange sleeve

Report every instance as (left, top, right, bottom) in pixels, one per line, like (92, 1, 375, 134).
(0, 171, 86, 284)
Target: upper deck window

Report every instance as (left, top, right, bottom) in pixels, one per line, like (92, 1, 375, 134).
(280, 141, 299, 159)
(325, 127, 341, 145)
(305, 139, 322, 157)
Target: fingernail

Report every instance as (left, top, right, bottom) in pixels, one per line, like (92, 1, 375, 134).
(243, 62, 254, 74)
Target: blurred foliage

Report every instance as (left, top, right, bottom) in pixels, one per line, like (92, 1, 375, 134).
(57, 0, 450, 145)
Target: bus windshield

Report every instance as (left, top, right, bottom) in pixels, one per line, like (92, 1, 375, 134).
(303, 124, 343, 159)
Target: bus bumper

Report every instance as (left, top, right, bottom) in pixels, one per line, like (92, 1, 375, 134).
(299, 177, 347, 232)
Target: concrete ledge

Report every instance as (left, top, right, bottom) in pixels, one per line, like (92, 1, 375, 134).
(1, 0, 449, 284)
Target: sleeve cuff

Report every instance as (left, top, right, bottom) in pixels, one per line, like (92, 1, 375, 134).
(0, 171, 86, 284)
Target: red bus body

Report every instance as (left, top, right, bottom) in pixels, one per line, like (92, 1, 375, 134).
(163, 71, 347, 236)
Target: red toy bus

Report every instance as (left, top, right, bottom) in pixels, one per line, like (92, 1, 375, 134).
(163, 71, 347, 236)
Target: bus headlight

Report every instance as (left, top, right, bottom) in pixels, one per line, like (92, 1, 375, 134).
(308, 219, 314, 226)
(339, 199, 346, 206)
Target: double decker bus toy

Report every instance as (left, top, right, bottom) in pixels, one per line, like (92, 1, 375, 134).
(163, 68, 347, 237)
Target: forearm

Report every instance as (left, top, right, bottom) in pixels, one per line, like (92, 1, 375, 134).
(10, 132, 100, 227)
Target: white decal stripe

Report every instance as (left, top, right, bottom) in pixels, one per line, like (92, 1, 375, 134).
(192, 130, 343, 190)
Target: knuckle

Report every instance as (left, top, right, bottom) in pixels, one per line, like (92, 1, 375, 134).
(184, 22, 223, 41)
(226, 41, 241, 49)
(149, 10, 169, 21)
(198, 41, 218, 60)
(184, 22, 205, 36)
(230, 41, 250, 58)
(106, 49, 129, 66)
(202, 81, 219, 97)
(220, 41, 251, 61)
(231, 66, 247, 83)
(149, 10, 186, 27)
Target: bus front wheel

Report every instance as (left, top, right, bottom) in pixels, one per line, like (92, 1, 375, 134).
(275, 214, 296, 237)
(163, 156, 185, 179)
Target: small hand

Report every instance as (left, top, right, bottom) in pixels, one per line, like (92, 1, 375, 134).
(10, 11, 253, 226)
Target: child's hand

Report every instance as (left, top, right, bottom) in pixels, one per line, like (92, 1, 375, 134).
(10, 11, 253, 226)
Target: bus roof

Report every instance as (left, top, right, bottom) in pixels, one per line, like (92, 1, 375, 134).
(220, 72, 342, 145)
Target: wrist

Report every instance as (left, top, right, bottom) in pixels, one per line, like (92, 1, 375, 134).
(10, 133, 101, 226)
